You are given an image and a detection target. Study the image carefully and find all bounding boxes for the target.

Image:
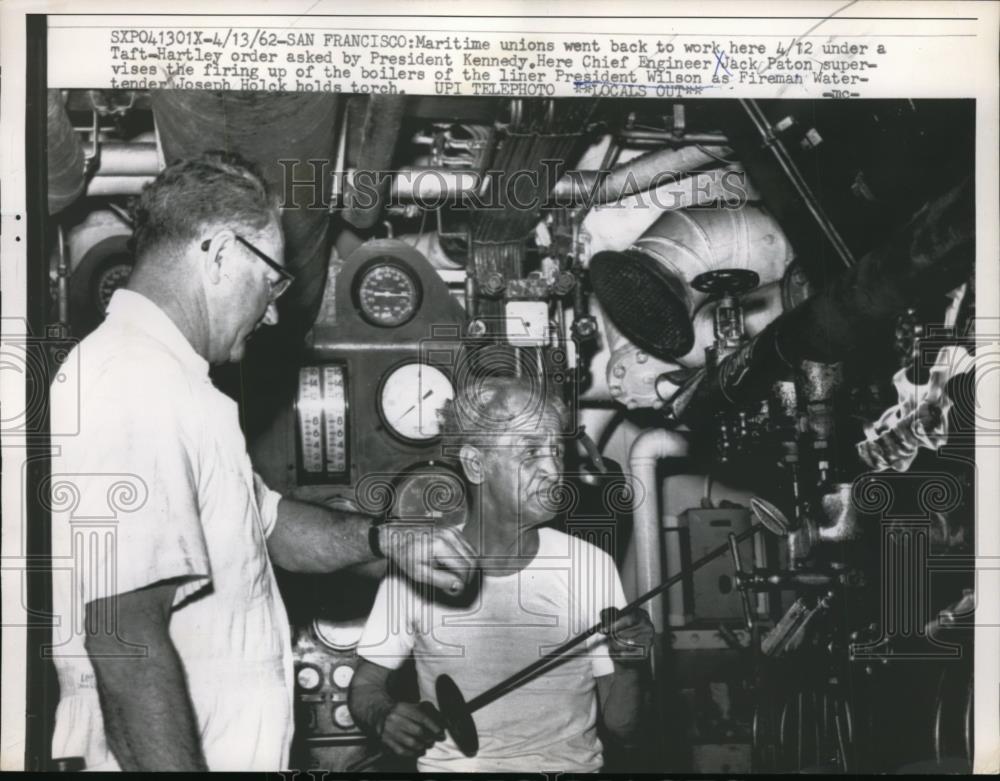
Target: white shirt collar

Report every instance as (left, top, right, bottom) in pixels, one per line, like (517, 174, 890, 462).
(104, 289, 210, 377)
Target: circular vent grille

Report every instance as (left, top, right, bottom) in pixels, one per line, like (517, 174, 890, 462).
(589, 250, 694, 361)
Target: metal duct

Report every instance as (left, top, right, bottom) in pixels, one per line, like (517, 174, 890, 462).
(342, 95, 407, 230)
(47, 90, 86, 214)
(150, 91, 340, 332)
(590, 204, 792, 363)
(669, 177, 974, 423)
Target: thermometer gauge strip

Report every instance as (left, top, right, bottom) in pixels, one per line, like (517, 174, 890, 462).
(353, 258, 422, 328)
(296, 365, 350, 481)
(377, 362, 455, 443)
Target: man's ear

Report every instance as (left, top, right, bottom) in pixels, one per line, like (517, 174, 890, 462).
(202, 229, 236, 286)
(459, 444, 484, 485)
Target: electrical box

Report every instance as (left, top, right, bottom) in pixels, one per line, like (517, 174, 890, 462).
(680, 507, 762, 623)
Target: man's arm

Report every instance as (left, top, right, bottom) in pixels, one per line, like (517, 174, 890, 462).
(348, 658, 443, 757)
(595, 666, 644, 746)
(595, 610, 654, 758)
(84, 581, 207, 771)
(266, 497, 476, 592)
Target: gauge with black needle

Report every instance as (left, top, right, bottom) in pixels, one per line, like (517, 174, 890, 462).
(379, 364, 454, 441)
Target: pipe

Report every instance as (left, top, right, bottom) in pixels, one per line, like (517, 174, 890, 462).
(563, 145, 732, 206)
(342, 95, 408, 229)
(618, 130, 731, 146)
(56, 225, 70, 325)
(46, 90, 86, 214)
(83, 160, 737, 207)
(628, 429, 689, 631)
(90, 141, 158, 176)
(816, 483, 865, 543)
(669, 177, 974, 423)
(86, 175, 149, 196)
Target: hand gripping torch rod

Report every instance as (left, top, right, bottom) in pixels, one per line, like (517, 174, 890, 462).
(351, 520, 776, 768)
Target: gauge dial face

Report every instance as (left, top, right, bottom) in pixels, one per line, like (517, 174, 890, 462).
(331, 665, 355, 689)
(356, 260, 421, 327)
(296, 665, 322, 692)
(393, 463, 469, 526)
(313, 617, 366, 651)
(379, 363, 454, 442)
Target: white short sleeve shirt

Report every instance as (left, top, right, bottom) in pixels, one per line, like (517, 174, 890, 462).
(358, 527, 627, 772)
(49, 290, 293, 771)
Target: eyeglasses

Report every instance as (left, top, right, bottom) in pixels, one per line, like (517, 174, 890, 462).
(201, 234, 295, 302)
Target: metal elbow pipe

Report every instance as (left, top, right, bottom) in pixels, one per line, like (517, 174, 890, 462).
(590, 202, 792, 364)
(629, 429, 689, 632)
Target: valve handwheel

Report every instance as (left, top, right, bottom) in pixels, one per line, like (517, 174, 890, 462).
(691, 268, 760, 297)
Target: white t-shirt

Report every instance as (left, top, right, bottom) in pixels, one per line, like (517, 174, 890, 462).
(358, 527, 627, 772)
(48, 289, 294, 771)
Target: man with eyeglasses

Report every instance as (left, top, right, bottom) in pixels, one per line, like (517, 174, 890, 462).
(48, 152, 475, 771)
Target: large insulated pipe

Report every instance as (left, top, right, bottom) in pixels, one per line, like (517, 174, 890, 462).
(669, 177, 974, 423)
(564, 145, 732, 206)
(629, 429, 689, 632)
(47, 90, 86, 214)
(589, 204, 792, 364)
(342, 94, 407, 230)
(151, 91, 339, 333)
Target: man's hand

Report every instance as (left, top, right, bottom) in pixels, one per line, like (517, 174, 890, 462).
(602, 607, 655, 663)
(378, 702, 445, 757)
(379, 523, 476, 595)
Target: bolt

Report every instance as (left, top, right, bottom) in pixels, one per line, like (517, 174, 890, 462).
(636, 351, 648, 364)
(612, 364, 627, 378)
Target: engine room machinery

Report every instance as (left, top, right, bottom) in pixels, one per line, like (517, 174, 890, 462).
(40, 90, 977, 774)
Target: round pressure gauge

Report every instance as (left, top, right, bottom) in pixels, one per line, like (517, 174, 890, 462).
(332, 703, 355, 729)
(296, 664, 322, 692)
(354, 259, 422, 328)
(331, 665, 355, 689)
(378, 363, 454, 442)
(312, 617, 366, 651)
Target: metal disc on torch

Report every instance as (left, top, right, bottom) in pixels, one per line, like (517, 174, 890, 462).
(435, 674, 479, 757)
